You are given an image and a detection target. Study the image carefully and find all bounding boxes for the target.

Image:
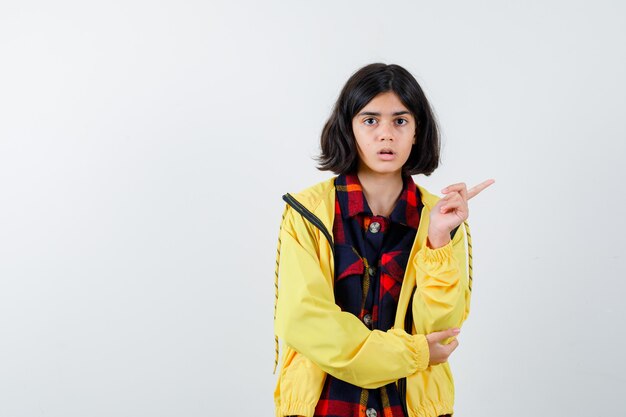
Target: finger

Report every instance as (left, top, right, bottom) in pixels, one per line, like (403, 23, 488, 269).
(442, 190, 461, 201)
(442, 191, 463, 202)
(440, 195, 466, 213)
(441, 202, 464, 215)
(467, 179, 495, 200)
(441, 195, 454, 206)
(429, 328, 460, 342)
(441, 202, 466, 215)
(441, 183, 467, 201)
(441, 193, 463, 205)
(450, 338, 460, 350)
(446, 338, 460, 354)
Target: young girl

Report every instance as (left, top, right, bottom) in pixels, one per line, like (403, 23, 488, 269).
(273, 63, 493, 417)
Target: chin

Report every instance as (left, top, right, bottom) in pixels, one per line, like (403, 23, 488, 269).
(366, 165, 403, 176)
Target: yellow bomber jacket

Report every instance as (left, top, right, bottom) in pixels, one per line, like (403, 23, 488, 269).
(274, 177, 472, 417)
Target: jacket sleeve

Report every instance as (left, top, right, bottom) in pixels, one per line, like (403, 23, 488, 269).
(411, 221, 471, 335)
(274, 206, 430, 389)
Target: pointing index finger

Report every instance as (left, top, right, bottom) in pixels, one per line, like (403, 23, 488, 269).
(467, 179, 495, 200)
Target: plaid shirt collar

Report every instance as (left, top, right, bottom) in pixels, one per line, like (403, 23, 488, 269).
(335, 173, 421, 229)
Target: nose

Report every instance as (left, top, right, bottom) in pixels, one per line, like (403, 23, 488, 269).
(377, 121, 394, 141)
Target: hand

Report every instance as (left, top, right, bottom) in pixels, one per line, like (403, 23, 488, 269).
(426, 328, 461, 365)
(427, 179, 495, 248)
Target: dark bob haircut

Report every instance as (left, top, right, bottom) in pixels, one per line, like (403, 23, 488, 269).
(317, 63, 440, 176)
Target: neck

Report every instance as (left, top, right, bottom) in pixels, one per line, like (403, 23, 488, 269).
(357, 169, 404, 217)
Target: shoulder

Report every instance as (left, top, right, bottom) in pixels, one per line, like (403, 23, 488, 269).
(285, 176, 337, 213)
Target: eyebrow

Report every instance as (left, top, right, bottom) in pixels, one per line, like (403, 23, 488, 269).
(357, 111, 411, 117)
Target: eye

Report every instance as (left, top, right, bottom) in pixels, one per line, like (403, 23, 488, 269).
(395, 118, 409, 126)
(364, 118, 377, 126)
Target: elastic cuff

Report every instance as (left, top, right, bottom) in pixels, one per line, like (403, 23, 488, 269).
(277, 401, 316, 417)
(412, 333, 430, 371)
(387, 329, 430, 373)
(418, 238, 453, 264)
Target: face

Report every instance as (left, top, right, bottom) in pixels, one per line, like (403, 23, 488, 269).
(351, 91, 416, 177)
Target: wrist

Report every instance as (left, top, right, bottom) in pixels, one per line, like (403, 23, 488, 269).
(427, 226, 451, 248)
(427, 234, 451, 249)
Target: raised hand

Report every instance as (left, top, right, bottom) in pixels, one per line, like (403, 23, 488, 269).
(427, 179, 495, 248)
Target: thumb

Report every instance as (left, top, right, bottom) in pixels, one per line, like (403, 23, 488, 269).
(427, 328, 460, 343)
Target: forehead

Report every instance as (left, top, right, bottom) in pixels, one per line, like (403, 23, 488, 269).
(360, 91, 410, 112)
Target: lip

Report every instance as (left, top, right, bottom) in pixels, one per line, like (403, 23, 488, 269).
(377, 148, 396, 161)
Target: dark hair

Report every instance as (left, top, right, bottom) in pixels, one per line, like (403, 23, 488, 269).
(317, 63, 440, 175)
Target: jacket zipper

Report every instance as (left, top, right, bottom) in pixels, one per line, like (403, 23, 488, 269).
(282, 193, 335, 257)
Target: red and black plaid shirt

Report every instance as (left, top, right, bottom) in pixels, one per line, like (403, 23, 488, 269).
(314, 173, 422, 417)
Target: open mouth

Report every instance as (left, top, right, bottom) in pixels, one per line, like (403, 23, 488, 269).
(377, 148, 396, 161)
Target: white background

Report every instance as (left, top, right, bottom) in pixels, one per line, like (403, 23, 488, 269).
(1, 1, 625, 416)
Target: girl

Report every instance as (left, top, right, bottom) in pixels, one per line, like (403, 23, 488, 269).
(273, 63, 493, 417)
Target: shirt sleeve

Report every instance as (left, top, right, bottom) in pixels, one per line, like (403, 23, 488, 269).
(274, 206, 430, 389)
(411, 221, 472, 336)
